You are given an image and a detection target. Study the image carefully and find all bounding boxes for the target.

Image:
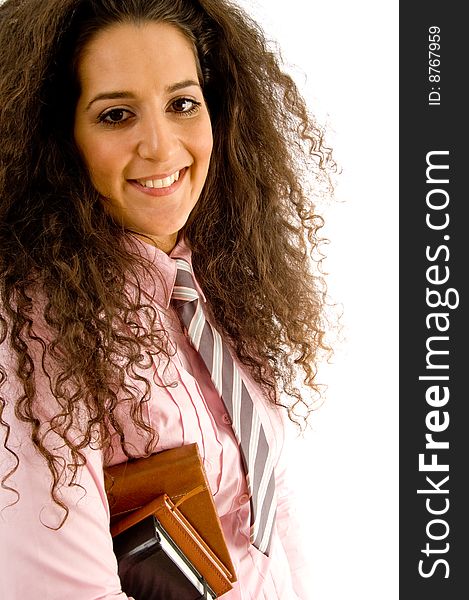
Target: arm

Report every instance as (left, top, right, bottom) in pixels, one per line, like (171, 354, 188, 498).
(0, 358, 132, 600)
(275, 432, 314, 600)
(0, 426, 132, 600)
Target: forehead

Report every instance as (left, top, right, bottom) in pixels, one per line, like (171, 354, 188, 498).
(76, 21, 199, 92)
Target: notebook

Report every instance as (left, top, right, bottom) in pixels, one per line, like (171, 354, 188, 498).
(106, 444, 236, 598)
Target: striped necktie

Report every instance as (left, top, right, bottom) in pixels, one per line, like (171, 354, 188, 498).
(171, 258, 276, 555)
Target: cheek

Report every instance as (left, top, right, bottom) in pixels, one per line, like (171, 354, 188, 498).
(195, 128, 213, 170)
(191, 115, 213, 163)
(80, 141, 118, 191)
(203, 134, 214, 161)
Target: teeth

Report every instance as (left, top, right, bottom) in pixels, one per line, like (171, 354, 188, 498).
(138, 170, 180, 189)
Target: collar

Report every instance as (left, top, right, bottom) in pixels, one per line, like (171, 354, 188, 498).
(126, 234, 206, 308)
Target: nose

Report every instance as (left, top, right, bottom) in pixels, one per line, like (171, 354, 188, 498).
(136, 111, 179, 162)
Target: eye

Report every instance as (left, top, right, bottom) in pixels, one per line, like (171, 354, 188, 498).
(170, 97, 202, 116)
(98, 108, 133, 126)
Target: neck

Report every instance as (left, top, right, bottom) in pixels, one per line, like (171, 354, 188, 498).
(134, 232, 178, 254)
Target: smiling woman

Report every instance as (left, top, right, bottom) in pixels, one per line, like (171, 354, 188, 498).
(74, 21, 213, 252)
(0, 1, 334, 599)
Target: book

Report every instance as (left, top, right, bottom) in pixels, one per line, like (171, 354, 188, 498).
(113, 510, 216, 600)
(106, 444, 236, 598)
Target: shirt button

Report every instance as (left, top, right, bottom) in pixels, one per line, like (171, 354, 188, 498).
(238, 493, 250, 505)
(222, 413, 231, 425)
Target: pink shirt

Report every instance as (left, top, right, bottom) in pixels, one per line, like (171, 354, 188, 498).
(0, 238, 312, 600)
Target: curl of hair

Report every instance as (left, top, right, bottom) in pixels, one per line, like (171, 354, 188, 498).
(0, 0, 335, 522)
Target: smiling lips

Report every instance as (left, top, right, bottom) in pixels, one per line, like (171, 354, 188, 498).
(137, 170, 180, 189)
(130, 167, 187, 196)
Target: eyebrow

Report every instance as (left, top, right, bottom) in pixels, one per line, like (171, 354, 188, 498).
(85, 79, 201, 111)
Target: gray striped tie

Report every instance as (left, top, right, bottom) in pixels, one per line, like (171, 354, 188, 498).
(171, 258, 276, 555)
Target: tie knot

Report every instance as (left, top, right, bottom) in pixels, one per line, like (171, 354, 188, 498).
(172, 258, 199, 304)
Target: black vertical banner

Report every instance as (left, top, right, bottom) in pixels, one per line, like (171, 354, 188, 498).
(400, 2, 467, 597)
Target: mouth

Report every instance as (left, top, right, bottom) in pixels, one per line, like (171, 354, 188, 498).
(129, 167, 188, 197)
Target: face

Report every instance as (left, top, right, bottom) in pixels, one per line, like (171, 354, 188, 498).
(74, 21, 213, 253)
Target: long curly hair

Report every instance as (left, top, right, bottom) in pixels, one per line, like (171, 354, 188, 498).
(0, 0, 335, 520)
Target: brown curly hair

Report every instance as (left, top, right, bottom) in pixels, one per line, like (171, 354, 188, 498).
(0, 0, 335, 522)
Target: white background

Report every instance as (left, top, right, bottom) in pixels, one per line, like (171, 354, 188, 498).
(0, 0, 399, 596)
(236, 1, 399, 598)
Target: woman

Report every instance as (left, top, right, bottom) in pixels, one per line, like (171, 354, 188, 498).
(0, 0, 333, 598)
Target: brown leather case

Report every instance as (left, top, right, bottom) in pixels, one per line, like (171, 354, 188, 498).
(105, 444, 236, 590)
